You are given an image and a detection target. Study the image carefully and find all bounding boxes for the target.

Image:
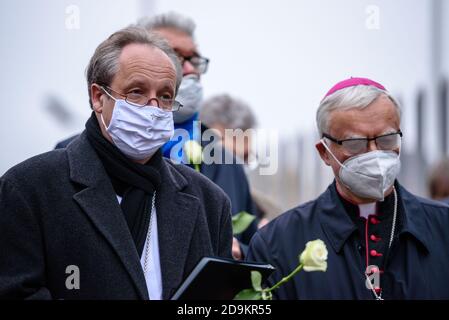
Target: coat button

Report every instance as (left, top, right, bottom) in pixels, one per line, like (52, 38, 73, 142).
(370, 249, 383, 257)
(370, 234, 381, 242)
(370, 217, 380, 224)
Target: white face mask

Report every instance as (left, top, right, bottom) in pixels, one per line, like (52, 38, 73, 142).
(173, 74, 203, 123)
(321, 140, 401, 201)
(101, 98, 174, 160)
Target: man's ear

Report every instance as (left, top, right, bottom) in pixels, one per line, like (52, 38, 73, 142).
(316, 140, 331, 166)
(90, 84, 105, 113)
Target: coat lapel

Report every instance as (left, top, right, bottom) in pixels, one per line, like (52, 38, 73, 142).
(156, 160, 200, 300)
(397, 186, 431, 252)
(318, 182, 372, 299)
(67, 132, 149, 299)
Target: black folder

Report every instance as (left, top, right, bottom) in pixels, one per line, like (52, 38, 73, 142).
(170, 257, 275, 300)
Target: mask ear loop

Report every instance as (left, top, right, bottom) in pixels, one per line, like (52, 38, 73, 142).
(320, 138, 346, 168)
(100, 114, 109, 130)
(320, 138, 357, 193)
(98, 86, 117, 131)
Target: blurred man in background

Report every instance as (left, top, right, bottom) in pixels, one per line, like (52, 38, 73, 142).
(138, 12, 258, 259)
(201, 93, 277, 228)
(200, 94, 256, 164)
(248, 77, 449, 299)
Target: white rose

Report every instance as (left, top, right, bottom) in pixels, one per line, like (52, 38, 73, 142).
(299, 239, 328, 272)
(184, 140, 203, 164)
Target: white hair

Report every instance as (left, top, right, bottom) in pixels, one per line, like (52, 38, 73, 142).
(200, 94, 257, 131)
(316, 85, 401, 137)
(137, 11, 196, 39)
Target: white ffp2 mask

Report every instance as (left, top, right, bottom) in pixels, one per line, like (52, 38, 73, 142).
(321, 140, 401, 201)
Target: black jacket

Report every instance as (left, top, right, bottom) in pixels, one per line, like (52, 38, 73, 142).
(247, 181, 449, 299)
(0, 132, 232, 299)
(198, 126, 258, 248)
(56, 132, 258, 247)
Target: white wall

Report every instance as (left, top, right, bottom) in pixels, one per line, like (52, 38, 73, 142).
(154, 0, 440, 202)
(155, 0, 432, 141)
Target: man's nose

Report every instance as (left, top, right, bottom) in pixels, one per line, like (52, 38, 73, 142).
(182, 60, 199, 76)
(147, 97, 160, 108)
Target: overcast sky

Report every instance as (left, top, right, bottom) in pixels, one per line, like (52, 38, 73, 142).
(0, 0, 447, 174)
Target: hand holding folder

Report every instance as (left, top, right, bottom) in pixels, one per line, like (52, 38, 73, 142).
(171, 257, 275, 300)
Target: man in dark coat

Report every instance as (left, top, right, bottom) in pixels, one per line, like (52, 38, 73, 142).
(56, 12, 257, 260)
(247, 77, 449, 299)
(0, 26, 232, 300)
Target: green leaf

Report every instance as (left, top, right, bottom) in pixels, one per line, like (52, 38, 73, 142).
(232, 211, 256, 235)
(251, 271, 262, 291)
(233, 289, 262, 300)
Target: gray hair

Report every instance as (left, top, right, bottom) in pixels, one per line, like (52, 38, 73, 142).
(86, 26, 183, 109)
(200, 94, 257, 131)
(316, 85, 401, 136)
(137, 11, 196, 39)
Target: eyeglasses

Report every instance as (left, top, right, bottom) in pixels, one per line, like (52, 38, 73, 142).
(100, 86, 183, 112)
(322, 131, 403, 155)
(176, 53, 210, 74)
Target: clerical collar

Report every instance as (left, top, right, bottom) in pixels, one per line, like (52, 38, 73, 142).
(358, 202, 376, 219)
(336, 184, 396, 223)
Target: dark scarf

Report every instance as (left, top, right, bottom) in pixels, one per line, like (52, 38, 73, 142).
(85, 112, 162, 257)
